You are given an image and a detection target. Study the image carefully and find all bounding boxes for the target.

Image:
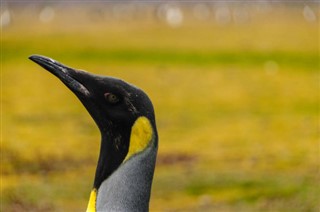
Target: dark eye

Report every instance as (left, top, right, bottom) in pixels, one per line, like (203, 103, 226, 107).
(104, 93, 120, 104)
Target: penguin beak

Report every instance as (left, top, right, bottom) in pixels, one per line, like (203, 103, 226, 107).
(29, 54, 111, 131)
(29, 55, 91, 98)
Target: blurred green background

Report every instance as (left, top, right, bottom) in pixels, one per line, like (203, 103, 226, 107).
(1, 2, 319, 211)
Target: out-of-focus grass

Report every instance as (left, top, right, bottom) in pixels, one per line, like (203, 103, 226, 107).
(2, 4, 319, 212)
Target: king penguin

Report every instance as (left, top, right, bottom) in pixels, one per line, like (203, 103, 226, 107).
(29, 55, 158, 212)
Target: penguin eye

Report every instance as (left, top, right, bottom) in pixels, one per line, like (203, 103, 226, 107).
(104, 93, 120, 104)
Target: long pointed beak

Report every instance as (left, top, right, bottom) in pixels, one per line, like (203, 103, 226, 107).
(29, 55, 91, 97)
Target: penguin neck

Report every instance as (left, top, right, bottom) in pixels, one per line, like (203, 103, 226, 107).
(96, 135, 158, 211)
(91, 117, 158, 211)
(93, 128, 130, 189)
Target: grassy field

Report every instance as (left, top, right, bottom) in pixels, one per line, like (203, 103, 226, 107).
(1, 3, 319, 212)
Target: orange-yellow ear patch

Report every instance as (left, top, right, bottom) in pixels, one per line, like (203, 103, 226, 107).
(124, 116, 153, 162)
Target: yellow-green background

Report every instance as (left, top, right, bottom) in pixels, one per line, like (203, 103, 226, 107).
(1, 3, 319, 211)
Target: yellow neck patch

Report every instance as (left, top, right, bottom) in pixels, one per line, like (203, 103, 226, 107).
(86, 189, 97, 212)
(124, 116, 153, 162)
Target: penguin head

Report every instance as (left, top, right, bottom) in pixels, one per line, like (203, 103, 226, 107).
(29, 55, 156, 133)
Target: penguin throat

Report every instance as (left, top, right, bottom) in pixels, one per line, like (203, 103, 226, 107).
(93, 125, 130, 189)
